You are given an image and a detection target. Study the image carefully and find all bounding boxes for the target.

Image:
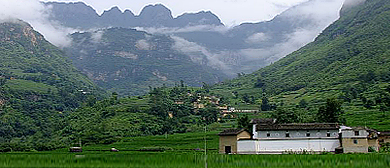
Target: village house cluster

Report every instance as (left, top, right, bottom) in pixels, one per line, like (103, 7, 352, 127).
(219, 118, 390, 154)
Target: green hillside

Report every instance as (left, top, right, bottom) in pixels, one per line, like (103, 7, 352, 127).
(0, 21, 105, 150)
(211, 0, 390, 130)
(64, 28, 227, 96)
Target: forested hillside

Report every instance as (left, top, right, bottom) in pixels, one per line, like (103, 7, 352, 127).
(64, 28, 227, 96)
(62, 85, 222, 145)
(0, 21, 105, 151)
(211, 0, 390, 130)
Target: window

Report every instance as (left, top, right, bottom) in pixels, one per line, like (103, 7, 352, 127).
(355, 131, 360, 136)
(353, 139, 358, 144)
(306, 131, 310, 137)
(267, 132, 270, 137)
(327, 132, 331, 137)
(286, 131, 290, 138)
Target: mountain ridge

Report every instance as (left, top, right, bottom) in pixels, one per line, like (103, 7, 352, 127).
(44, 2, 224, 29)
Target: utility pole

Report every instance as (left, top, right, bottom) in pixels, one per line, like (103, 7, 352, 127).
(204, 125, 207, 168)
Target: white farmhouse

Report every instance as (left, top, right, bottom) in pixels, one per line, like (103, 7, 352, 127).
(237, 119, 340, 154)
(219, 119, 382, 154)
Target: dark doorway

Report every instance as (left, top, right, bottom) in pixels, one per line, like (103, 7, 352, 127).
(225, 146, 232, 154)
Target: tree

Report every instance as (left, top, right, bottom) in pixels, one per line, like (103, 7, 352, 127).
(237, 115, 252, 133)
(317, 98, 345, 123)
(242, 93, 251, 104)
(254, 78, 265, 88)
(261, 97, 271, 111)
(0, 78, 6, 86)
(271, 108, 299, 123)
(298, 99, 308, 108)
(199, 106, 219, 125)
(202, 82, 210, 93)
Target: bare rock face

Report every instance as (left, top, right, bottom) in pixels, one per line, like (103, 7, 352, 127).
(43, 2, 224, 29)
(45, 2, 100, 29)
(174, 11, 223, 27)
(100, 7, 138, 27)
(138, 4, 174, 27)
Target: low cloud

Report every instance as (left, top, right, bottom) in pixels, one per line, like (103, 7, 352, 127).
(136, 25, 229, 34)
(171, 36, 230, 71)
(135, 39, 153, 50)
(170, 0, 345, 76)
(239, 28, 320, 70)
(246, 33, 269, 44)
(91, 30, 104, 43)
(0, 0, 76, 48)
(243, 0, 344, 66)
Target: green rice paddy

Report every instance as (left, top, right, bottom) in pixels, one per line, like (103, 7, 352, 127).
(1, 132, 389, 168)
(1, 152, 389, 168)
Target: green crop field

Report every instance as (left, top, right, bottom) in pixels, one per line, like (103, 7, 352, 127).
(1, 152, 389, 168)
(1, 132, 390, 168)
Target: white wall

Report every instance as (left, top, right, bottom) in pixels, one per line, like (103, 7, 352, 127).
(237, 139, 340, 154)
(257, 139, 340, 153)
(237, 140, 257, 154)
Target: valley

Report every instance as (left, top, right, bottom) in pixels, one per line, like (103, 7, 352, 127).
(0, 0, 390, 165)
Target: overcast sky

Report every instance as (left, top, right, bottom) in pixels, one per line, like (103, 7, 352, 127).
(40, 0, 310, 26)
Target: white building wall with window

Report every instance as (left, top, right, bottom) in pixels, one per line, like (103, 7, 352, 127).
(242, 122, 341, 154)
(256, 130, 339, 139)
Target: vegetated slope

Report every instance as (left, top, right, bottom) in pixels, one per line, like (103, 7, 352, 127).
(61, 85, 223, 145)
(45, 1, 344, 76)
(0, 21, 105, 150)
(64, 28, 227, 96)
(212, 0, 390, 130)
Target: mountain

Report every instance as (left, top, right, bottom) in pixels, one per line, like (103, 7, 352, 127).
(44, 1, 343, 77)
(0, 20, 105, 149)
(43, 0, 345, 95)
(44, 2, 223, 29)
(211, 0, 390, 130)
(63, 28, 227, 96)
(174, 11, 223, 27)
(137, 4, 174, 27)
(172, 0, 345, 74)
(100, 7, 138, 28)
(45, 2, 100, 29)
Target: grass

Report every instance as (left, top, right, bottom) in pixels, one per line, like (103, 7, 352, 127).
(6, 79, 57, 93)
(1, 152, 389, 168)
(79, 131, 220, 152)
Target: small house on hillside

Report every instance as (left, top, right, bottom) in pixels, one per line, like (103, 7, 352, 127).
(340, 126, 379, 153)
(218, 129, 251, 154)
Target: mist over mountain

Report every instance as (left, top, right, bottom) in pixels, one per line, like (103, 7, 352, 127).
(211, 0, 390, 131)
(64, 27, 227, 96)
(0, 0, 346, 96)
(44, 0, 344, 77)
